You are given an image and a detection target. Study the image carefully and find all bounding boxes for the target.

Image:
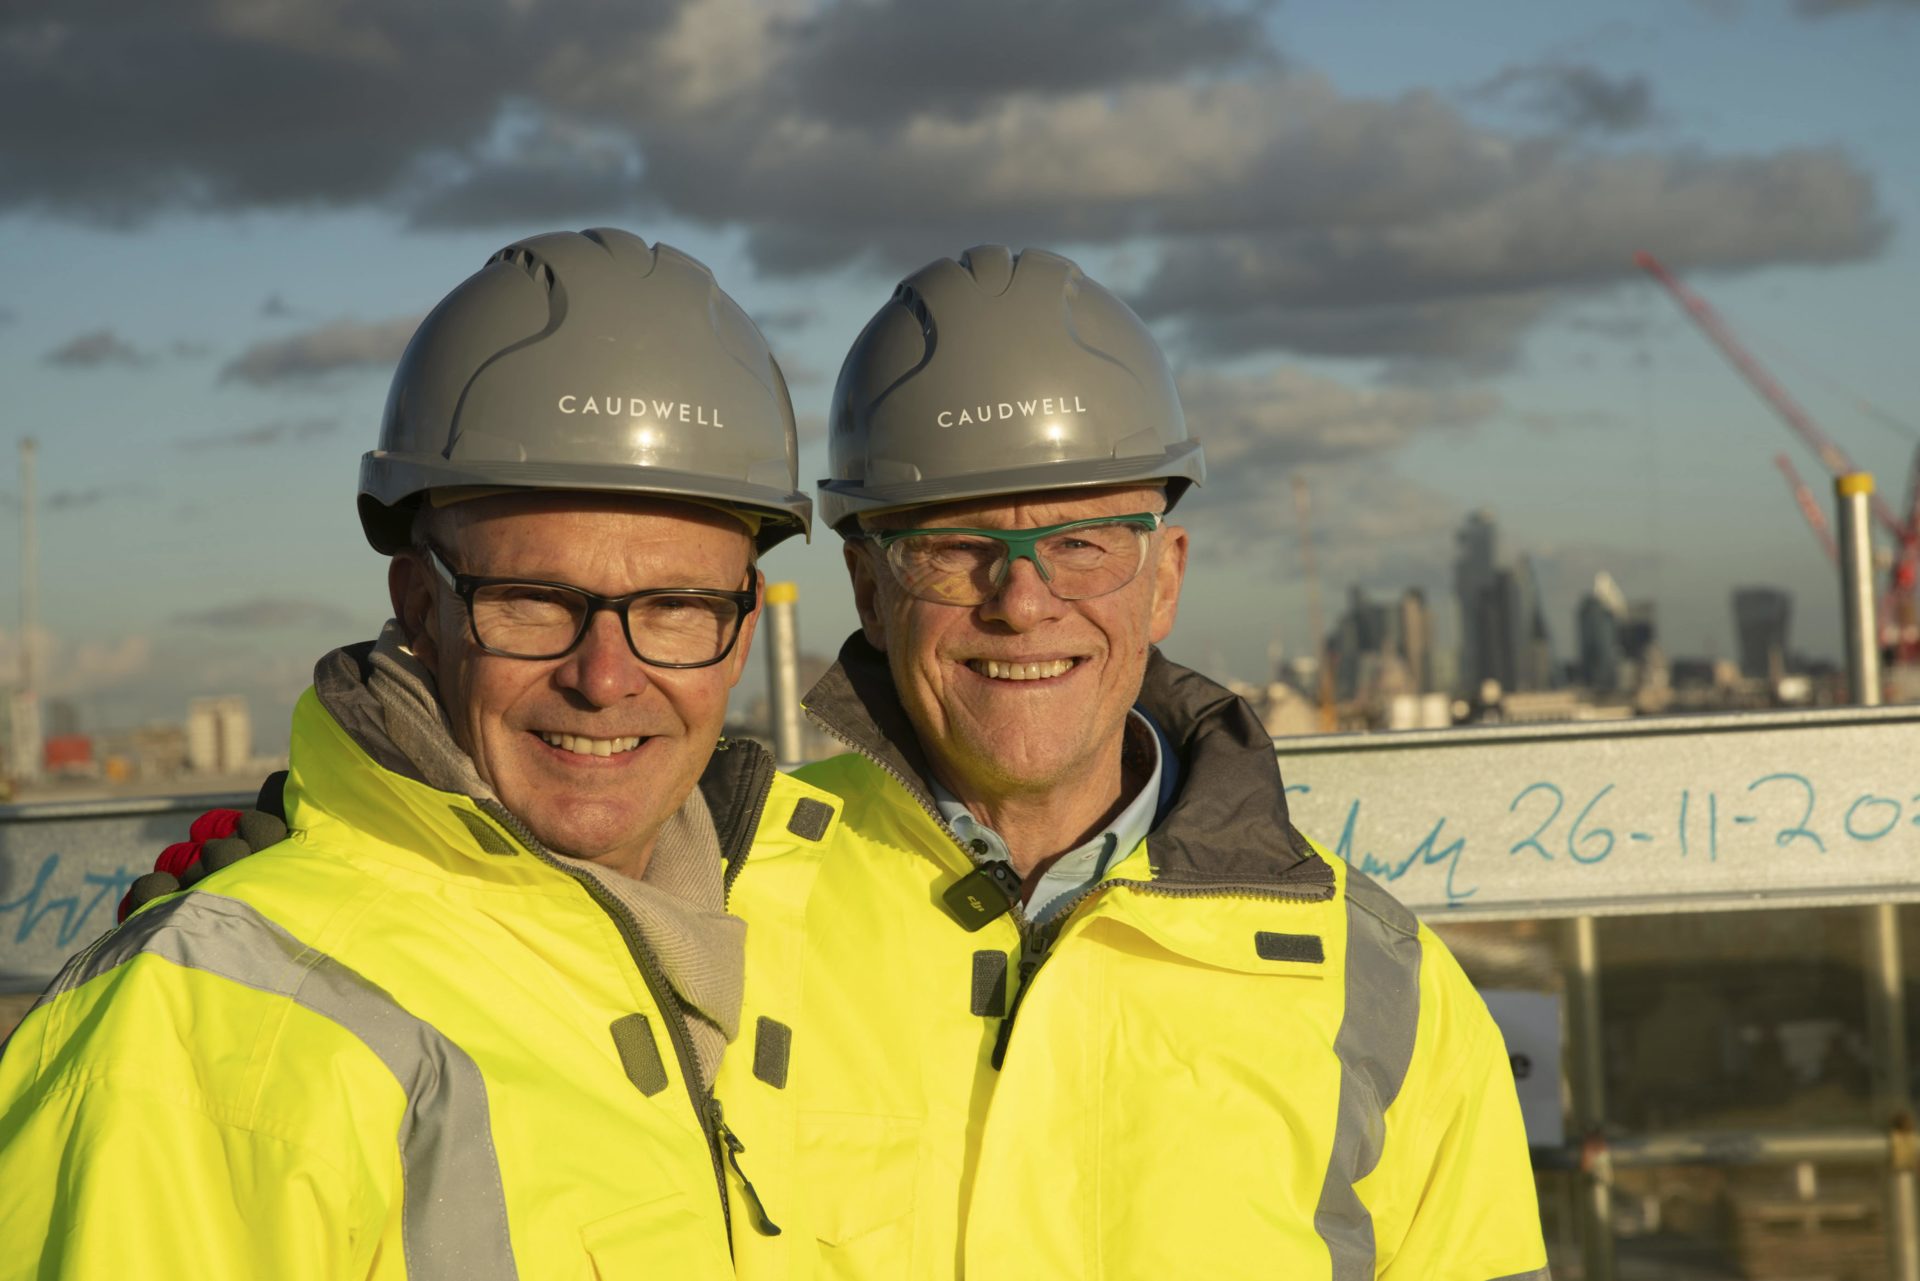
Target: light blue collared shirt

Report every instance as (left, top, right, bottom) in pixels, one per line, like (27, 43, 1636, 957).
(931, 710, 1164, 925)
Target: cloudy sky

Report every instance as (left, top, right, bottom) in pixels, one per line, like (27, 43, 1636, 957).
(1, 0, 1916, 745)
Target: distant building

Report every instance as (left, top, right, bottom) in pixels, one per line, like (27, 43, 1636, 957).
(1577, 572, 1630, 696)
(1399, 589, 1432, 695)
(43, 733, 93, 774)
(1454, 512, 1553, 695)
(1454, 511, 1498, 695)
(131, 723, 190, 779)
(1329, 586, 1393, 702)
(1620, 601, 1658, 665)
(1733, 587, 1792, 683)
(42, 698, 80, 739)
(7, 690, 43, 785)
(1510, 557, 1554, 693)
(187, 696, 252, 775)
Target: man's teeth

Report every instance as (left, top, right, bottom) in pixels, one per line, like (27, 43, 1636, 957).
(970, 658, 1075, 681)
(538, 732, 643, 757)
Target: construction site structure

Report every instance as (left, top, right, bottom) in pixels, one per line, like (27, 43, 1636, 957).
(1636, 252, 1920, 663)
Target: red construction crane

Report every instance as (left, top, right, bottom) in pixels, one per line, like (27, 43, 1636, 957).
(1636, 250, 1920, 661)
(1774, 452, 1838, 564)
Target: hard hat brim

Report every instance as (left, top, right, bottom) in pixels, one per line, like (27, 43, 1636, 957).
(360, 452, 811, 554)
(816, 440, 1204, 532)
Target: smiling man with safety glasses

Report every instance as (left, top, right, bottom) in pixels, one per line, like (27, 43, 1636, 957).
(752, 244, 1551, 1278)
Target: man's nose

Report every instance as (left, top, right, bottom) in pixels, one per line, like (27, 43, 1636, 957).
(556, 608, 652, 705)
(977, 554, 1069, 629)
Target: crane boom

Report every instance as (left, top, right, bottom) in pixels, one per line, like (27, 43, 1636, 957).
(1635, 250, 1905, 536)
(1774, 453, 1838, 564)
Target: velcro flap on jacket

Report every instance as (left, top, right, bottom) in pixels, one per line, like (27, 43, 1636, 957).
(610, 1013, 670, 1097)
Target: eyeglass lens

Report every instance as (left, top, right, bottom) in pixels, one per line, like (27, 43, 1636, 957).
(887, 522, 1149, 605)
(470, 584, 742, 664)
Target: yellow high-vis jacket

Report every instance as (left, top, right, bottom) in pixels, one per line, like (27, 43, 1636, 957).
(713, 640, 1550, 1280)
(0, 672, 840, 1280)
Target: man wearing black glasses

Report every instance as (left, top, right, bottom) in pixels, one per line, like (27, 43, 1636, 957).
(0, 229, 819, 1278)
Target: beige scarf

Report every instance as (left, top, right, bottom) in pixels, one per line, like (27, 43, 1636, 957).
(366, 622, 745, 1087)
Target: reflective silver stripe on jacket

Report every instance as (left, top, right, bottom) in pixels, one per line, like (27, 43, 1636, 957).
(1312, 872, 1423, 1280)
(45, 892, 518, 1281)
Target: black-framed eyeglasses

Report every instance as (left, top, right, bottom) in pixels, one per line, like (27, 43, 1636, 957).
(425, 546, 756, 668)
(856, 512, 1163, 606)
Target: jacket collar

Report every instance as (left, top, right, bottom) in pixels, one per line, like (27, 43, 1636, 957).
(803, 633, 1331, 895)
(306, 639, 773, 877)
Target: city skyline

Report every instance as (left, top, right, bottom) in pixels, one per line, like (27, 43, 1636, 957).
(1, 0, 1915, 754)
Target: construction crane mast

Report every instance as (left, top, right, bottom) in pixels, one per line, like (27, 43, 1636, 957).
(1636, 251, 1920, 661)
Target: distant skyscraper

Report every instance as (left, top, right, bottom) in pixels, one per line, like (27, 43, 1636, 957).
(1510, 556, 1553, 692)
(1732, 588, 1792, 682)
(1577, 572, 1628, 694)
(1329, 585, 1394, 702)
(1620, 600, 1658, 665)
(1454, 511, 1498, 694)
(1483, 568, 1521, 694)
(1399, 589, 1431, 695)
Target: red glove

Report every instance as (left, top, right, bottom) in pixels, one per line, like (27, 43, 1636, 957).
(118, 774, 289, 922)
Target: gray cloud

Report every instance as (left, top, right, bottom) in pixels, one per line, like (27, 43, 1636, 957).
(0, 0, 1893, 377)
(45, 487, 125, 511)
(777, 0, 1273, 121)
(1167, 369, 1505, 592)
(260, 293, 297, 319)
(43, 328, 147, 367)
(1138, 144, 1886, 366)
(1472, 62, 1655, 133)
(0, 0, 681, 222)
(1797, 0, 1919, 12)
(405, 110, 647, 227)
(752, 305, 820, 332)
(179, 417, 340, 450)
(219, 316, 418, 386)
(170, 597, 357, 630)
(1178, 367, 1501, 477)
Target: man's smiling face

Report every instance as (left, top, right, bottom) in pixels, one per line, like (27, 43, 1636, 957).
(395, 491, 757, 877)
(849, 484, 1186, 805)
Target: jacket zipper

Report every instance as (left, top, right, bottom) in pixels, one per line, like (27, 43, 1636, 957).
(477, 797, 742, 1241)
(709, 1096, 782, 1235)
(811, 716, 1032, 927)
(704, 738, 783, 1237)
(811, 710, 1335, 1070)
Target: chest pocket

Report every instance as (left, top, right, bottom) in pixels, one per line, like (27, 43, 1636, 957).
(800, 1113, 921, 1276)
(580, 1190, 732, 1280)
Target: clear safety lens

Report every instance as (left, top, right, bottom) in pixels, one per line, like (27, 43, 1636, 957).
(882, 518, 1154, 606)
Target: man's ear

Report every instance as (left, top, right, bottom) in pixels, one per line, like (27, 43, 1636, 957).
(388, 554, 440, 674)
(844, 540, 889, 652)
(1147, 523, 1189, 645)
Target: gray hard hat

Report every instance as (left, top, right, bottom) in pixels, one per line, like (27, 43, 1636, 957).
(819, 245, 1204, 530)
(360, 227, 810, 553)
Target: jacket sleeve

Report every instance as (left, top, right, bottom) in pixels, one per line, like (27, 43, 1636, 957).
(0, 985, 383, 1280)
(1370, 931, 1551, 1281)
